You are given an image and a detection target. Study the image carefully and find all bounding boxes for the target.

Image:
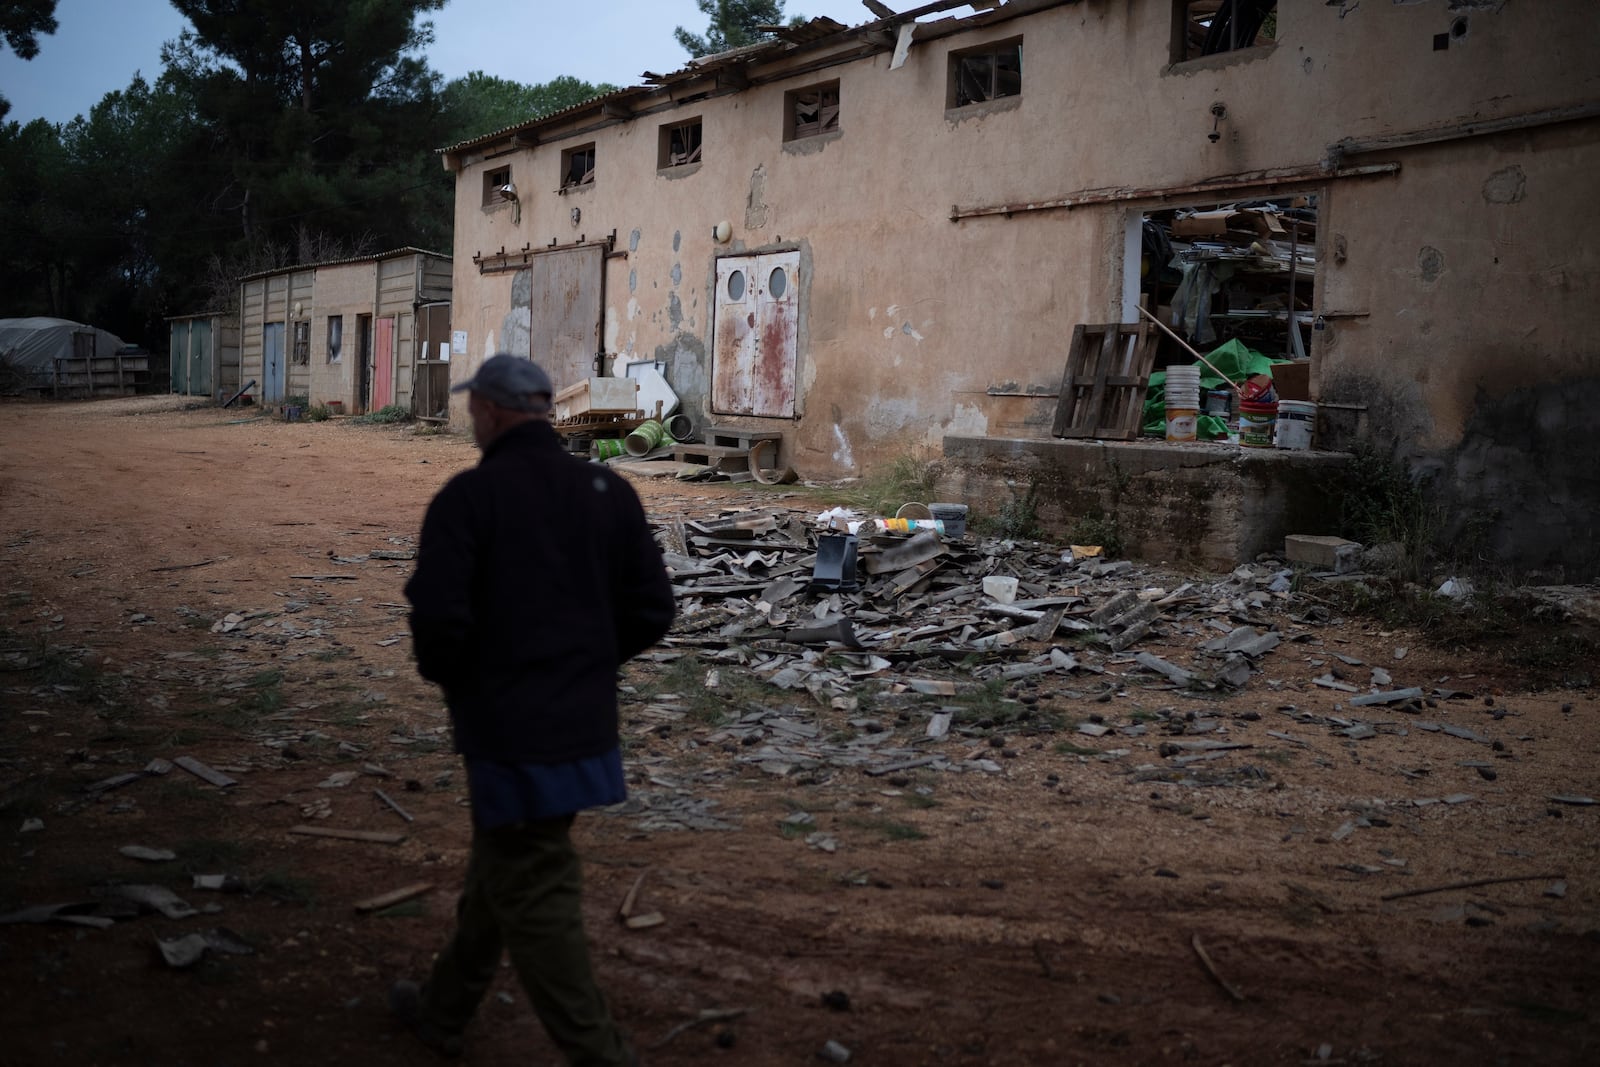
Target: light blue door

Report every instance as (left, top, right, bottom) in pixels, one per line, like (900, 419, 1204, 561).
(263, 322, 285, 403)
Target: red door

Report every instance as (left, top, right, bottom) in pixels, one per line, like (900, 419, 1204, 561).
(372, 316, 396, 409)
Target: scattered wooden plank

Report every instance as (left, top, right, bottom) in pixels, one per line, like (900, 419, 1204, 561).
(173, 756, 237, 788)
(1380, 872, 1566, 902)
(149, 559, 219, 572)
(290, 825, 405, 845)
(353, 882, 433, 913)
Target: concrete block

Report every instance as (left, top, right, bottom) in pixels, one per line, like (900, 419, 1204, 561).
(1285, 534, 1361, 573)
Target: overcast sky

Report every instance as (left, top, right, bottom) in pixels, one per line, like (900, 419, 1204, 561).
(0, 0, 905, 127)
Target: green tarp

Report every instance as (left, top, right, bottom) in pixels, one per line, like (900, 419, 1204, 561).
(1142, 339, 1293, 439)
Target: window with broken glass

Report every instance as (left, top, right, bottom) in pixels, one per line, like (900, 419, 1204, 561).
(1173, 1, 1277, 63)
(660, 119, 703, 169)
(561, 144, 595, 189)
(327, 315, 342, 364)
(292, 320, 310, 365)
(949, 38, 1022, 109)
(482, 165, 511, 208)
(784, 82, 839, 142)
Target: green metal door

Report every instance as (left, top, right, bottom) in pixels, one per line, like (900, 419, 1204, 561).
(190, 320, 212, 396)
(170, 322, 189, 393)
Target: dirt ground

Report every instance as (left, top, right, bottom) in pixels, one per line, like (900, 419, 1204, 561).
(0, 396, 1596, 1067)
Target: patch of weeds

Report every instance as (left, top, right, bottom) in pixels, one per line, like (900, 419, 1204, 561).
(1322, 442, 1446, 582)
(190, 645, 222, 659)
(1054, 741, 1098, 756)
(839, 454, 942, 516)
(311, 646, 353, 662)
(304, 404, 332, 422)
(179, 837, 251, 869)
(182, 613, 216, 630)
(974, 480, 1040, 540)
(899, 792, 939, 810)
(845, 816, 927, 842)
(1257, 748, 1295, 765)
(411, 423, 446, 437)
(1128, 709, 1158, 723)
(252, 870, 318, 906)
(778, 821, 811, 840)
(0, 775, 50, 818)
(351, 404, 411, 425)
(164, 726, 209, 747)
(635, 655, 753, 726)
(1068, 512, 1124, 557)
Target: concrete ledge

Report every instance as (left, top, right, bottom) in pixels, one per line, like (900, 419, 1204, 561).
(939, 435, 1354, 568)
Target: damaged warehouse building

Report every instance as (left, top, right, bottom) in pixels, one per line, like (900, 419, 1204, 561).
(438, 0, 1600, 578)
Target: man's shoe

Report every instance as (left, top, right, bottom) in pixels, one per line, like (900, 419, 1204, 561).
(388, 979, 464, 1058)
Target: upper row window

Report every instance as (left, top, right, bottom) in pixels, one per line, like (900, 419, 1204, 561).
(1174, 1, 1277, 63)
(482, 165, 511, 208)
(785, 81, 840, 142)
(561, 143, 595, 190)
(492, 36, 1035, 206)
(660, 118, 702, 169)
(949, 38, 1022, 109)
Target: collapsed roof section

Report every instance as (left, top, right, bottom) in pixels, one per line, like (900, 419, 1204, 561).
(438, 1, 1074, 165)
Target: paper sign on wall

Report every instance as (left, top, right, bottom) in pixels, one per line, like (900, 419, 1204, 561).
(451, 330, 467, 355)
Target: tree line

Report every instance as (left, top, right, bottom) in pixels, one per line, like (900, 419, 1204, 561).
(0, 0, 796, 353)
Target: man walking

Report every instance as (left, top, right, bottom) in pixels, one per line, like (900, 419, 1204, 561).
(393, 354, 675, 1065)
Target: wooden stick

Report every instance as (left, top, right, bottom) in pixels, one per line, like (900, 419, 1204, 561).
(1191, 934, 1245, 1002)
(353, 882, 432, 913)
(149, 559, 218, 572)
(1380, 872, 1565, 902)
(373, 788, 414, 823)
(1135, 305, 1243, 391)
(290, 825, 405, 844)
(649, 1008, 748, 1050)
(618, 872, 646, 919)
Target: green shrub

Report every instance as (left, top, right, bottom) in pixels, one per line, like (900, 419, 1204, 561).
(352, 404, 412, 425)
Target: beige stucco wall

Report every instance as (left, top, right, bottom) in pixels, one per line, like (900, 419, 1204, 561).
(307, 262, 374, 410)
(445, 0, 1600, 570)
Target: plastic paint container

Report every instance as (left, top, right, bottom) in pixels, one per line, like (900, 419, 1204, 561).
(928, 503, 968, 538)
(1204, 388, 1232, 418)
(665, 413, 695, 442)
(1274, 400, 1316, 450)
(1238, 400, 1279, 448)
(1165, 409, 1198, 442)
(1164, 364, 1201, 442)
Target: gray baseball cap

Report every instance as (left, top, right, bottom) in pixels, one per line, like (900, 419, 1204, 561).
(450, 354, 554, 412)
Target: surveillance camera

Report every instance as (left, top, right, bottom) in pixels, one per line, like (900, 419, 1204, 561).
(497, 183, 518, 202)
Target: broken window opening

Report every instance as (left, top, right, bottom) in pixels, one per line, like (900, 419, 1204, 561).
(327, 315, 343, 364)
(659, 118, 703, 169)
(561, 144, 596, 189)
(784, 81, 840, 142)
(1138, 194, 1318, 371)
(482, 165, 511, 208)
(1175, 1, 1277, 63)
(949, 38, 1022, 108)
(291, 320, 311, 365)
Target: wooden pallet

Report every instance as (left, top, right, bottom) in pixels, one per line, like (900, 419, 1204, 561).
(706, 425, 783, 450)
(1051, 323, 1159, 441)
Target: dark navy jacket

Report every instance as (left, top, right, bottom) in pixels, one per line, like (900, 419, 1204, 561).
(405, 419, 675, 763)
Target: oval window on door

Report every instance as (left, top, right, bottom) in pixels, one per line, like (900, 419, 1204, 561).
(768, 266, 787, 298)
(727, 270, 745, 301)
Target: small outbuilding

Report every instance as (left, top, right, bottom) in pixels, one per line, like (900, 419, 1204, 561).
(238, 248, 451, 414)
(166, 312, 241, 401)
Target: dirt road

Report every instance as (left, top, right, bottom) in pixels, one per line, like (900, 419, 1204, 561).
(1, 397, 1595, 1066)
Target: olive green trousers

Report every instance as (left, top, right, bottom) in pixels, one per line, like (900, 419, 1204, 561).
(420, 816, 630, 1066)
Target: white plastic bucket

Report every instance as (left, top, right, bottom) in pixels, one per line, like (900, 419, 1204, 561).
(1274, 400, 1316, 450)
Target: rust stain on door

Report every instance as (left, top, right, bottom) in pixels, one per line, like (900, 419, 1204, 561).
(712, 250, 799, 417)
